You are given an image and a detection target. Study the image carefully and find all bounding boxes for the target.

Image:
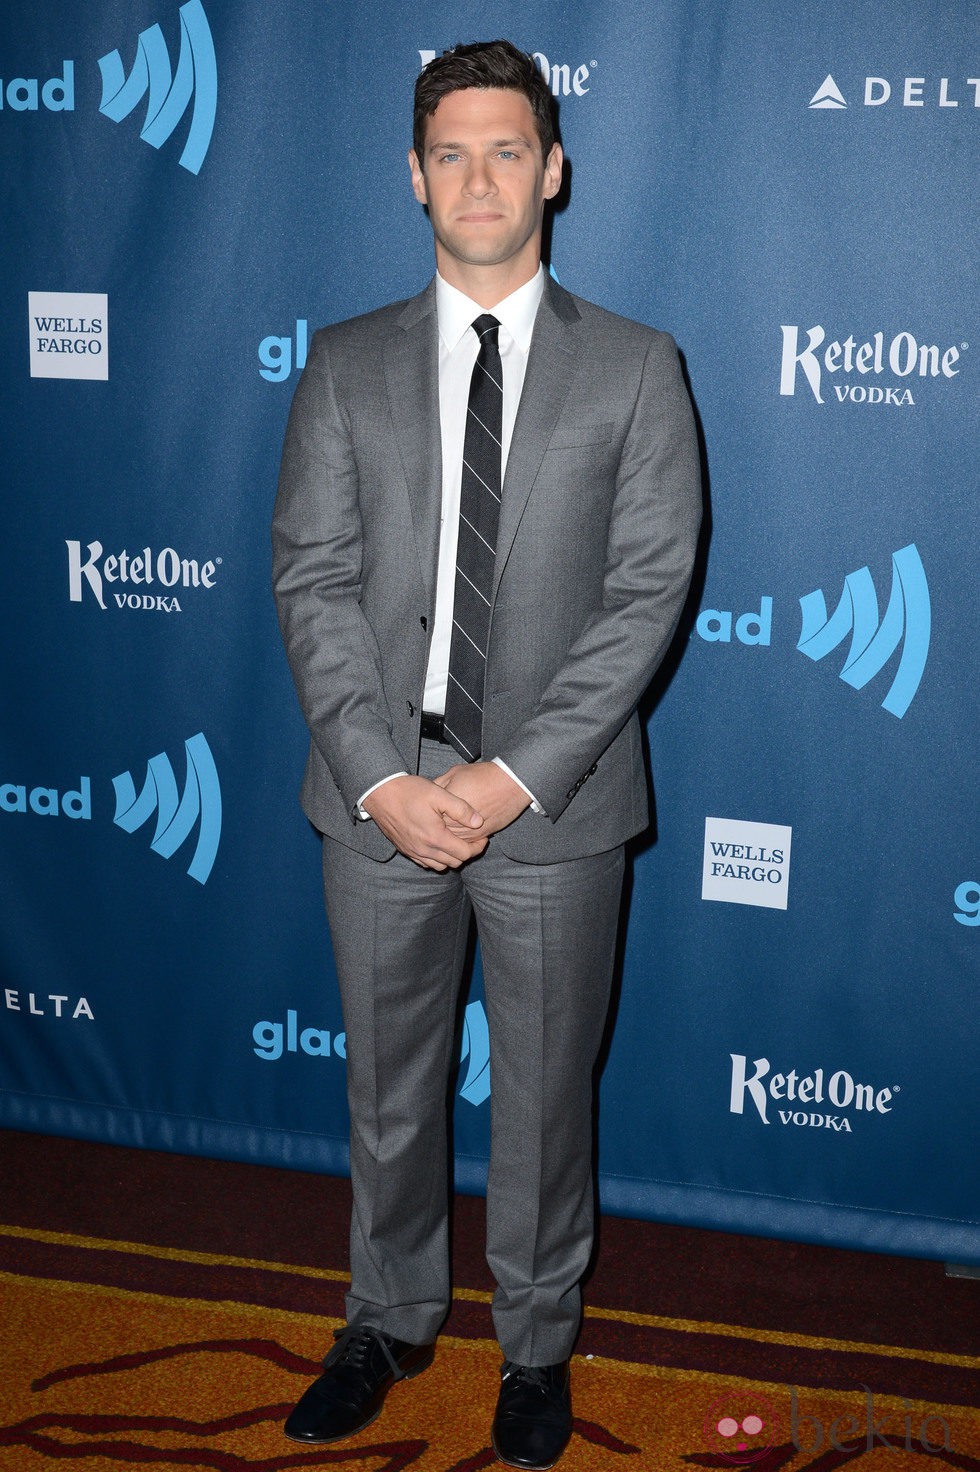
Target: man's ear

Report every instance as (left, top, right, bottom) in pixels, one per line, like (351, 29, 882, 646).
(408, 149, 427, 205)
(542, 143, 564, 202)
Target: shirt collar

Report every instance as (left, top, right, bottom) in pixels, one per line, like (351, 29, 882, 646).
(435, 265, 545, 355)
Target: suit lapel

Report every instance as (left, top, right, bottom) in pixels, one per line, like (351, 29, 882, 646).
(493, 279, 581, 601)
(384, 283, 442, 603)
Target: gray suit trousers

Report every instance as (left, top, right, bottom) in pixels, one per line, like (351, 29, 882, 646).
(322, 744, 625, 1365)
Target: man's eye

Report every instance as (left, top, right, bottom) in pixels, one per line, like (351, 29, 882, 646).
(438, 152, 461, 163)
(497, 150, 519, 160)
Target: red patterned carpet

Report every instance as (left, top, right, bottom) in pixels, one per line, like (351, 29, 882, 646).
(0, 1130, 977, 1470)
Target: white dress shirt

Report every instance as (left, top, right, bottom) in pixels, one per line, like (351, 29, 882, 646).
(425, 267, 543, 712)
(358, 267, 545, 818)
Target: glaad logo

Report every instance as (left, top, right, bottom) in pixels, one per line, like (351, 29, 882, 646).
(460, 999, 490, 1105)
(418, 48, 593, 97)
(780, 324, 964, 407)
(0, 63, 74, 112)
(67, 538, 220, 613)
(1, 2, 215, 174)
(954, 881, 980, 926)
(809, 73, 980, 110)
(1, 777, 91, 819)
(252, 997, 491, 1106)
(258, 319, 309, 382)
(730, 1054, 897, 1133)
(29, 293, 107, 381)
(797, 544, 930, 719)
(695, 545, 930, 719)
(1, 737, 218, 884)
(112, 732, 221, 885)
(97, 0, 217, 175)
(253, 1009, 346, 1061)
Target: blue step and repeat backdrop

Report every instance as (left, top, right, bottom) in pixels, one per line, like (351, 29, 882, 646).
(2, 1, 977, 1264)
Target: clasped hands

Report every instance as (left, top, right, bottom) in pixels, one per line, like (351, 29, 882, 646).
(361, 762, 530, 871)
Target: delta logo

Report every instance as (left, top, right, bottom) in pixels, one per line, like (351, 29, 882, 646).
(0, 0, 216, 175)
(808, 73, 980, 110)
(0, 733, 221, 885)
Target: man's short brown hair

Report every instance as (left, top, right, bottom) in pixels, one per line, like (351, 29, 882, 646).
(413, 40, 557, 162)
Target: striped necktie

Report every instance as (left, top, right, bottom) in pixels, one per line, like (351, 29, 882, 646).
(443, 314, 502, 762)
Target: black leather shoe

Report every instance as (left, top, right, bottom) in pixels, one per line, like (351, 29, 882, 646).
(491, 1360, 572, 1470)
(284, 1325, 434, 1443)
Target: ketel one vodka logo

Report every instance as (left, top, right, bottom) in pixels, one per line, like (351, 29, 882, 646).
(779, 324, 964, 406)
(98, 0, 217, 174)
(730, 1054, 897, 1133)
(113, 732, 221, 884)
(418, 48, 592, 98)
(67, 538, 220, 613)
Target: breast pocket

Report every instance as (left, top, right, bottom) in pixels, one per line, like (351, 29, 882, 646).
(544, 421, 615, 452)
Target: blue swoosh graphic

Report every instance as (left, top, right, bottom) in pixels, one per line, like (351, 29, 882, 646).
(98, 0, 216, 175)
(797, 544, 929, 718)
(459, 999, 491, 1106)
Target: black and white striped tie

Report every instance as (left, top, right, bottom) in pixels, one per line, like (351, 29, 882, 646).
(443, 314, 502, 762)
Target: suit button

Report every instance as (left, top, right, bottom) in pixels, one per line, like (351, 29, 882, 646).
(588, 763, 598, 775)
(420, 615, 428, 630)
(406, 701, 415, 716)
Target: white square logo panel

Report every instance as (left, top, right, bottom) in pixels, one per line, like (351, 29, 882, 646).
(29, 292, 108, 380)
(702, 817, 792, 910)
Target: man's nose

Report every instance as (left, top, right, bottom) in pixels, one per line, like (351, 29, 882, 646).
(464, 160, 495, 197)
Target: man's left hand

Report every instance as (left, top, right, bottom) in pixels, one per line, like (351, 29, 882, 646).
(435, 761, 530, 838)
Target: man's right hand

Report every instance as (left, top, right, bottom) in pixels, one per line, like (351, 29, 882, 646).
(362, 775, 487, 871)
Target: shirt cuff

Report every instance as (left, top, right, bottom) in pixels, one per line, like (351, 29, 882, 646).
(492, 757, 545, 815)
(356, 772, 409, 821)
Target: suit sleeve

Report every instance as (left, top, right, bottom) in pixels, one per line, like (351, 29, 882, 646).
(271, 330, 407, 815)
(495, 332, 701, 821)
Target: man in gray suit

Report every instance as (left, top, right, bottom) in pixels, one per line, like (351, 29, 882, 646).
(273, 40, 700, 1469)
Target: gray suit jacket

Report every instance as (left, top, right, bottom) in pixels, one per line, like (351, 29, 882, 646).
(272, 275, 701, 864)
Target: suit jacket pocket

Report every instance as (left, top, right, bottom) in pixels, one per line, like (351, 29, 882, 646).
(544, 421, 615, 452)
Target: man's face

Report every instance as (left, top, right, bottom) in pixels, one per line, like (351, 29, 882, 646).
(408, 87, 562, 287)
